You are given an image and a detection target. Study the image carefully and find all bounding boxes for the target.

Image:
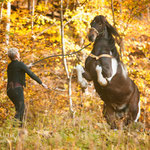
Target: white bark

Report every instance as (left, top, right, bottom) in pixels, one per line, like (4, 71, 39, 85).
(31, 0, 35, 31)
(60, 0, 69, 79)
(0, 2, 4, 20)
(45, 0, 48, 6)
(6, 1, 11, 45)
(69, 72, 74, 114)
(60, 0, 74, 115)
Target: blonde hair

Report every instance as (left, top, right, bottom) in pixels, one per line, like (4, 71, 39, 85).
(8, 48, 19, 60)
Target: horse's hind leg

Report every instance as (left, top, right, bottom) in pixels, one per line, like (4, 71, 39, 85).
(128, 87, 140, 123)
(103, 104, 117, 129)
(82, 71, 92, 81)
(76, 65, 88, 89)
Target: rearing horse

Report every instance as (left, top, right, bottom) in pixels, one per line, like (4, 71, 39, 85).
(76, 15, 140, 129)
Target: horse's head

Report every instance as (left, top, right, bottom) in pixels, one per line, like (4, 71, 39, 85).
(88, 15, 106, 42)
(88, 15, 120, 42)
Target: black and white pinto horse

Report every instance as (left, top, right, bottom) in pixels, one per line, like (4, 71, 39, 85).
(76, 15, 140, 129)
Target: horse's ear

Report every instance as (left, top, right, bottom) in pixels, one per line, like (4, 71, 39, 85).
(105, 21, 120, 37)
(100, 15, 107, 24)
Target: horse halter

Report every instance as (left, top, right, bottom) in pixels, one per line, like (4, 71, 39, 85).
(89, 53, 113, 60)
(90, 22, 105, 36)
(91, 27, 99, 35)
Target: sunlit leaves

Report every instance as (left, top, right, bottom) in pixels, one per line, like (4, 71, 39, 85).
(36, 1, 50, 12)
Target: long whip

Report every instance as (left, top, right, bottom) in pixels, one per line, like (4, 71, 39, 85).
(31, 43, 91, 66)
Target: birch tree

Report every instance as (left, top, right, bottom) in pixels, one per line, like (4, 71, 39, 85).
(31, 0, 35, 31)
(28, 0, 31, 12)
(60, 0, 74, 115)
(6, 1, 11, 45)
(111, 0, 125, 58)
(0, 1, 4, 20)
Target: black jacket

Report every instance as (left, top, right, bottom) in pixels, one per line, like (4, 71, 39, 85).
(7, 60, 42, 87)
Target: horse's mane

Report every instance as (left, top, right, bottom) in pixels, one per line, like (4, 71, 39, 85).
(96, 15, 120, 61)
(105, 21, 120, 37)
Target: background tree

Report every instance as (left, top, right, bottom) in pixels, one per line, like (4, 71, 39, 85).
(6, 0, 11, 45)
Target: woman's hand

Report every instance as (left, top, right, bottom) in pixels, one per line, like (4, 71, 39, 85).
(42, 83, 48, 89)
(27, 63, 33, 68)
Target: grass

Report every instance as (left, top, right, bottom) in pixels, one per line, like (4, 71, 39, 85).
(0, 107, 149, 150)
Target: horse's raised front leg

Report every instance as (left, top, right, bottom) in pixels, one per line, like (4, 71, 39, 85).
(96, 65, 108, 86)
(76, 65, 91, 89)
(82, 71, 92, 81)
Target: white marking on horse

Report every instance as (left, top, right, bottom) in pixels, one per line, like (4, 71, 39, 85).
(112, 103, 127, 111)
(107, 58, 118, 82)
(76, 65, 88, 88)
(120, 63, 128, 78)
(134, 100, 141, 122)
(117, 103, 127, 110)
(96, 65, 108, 86)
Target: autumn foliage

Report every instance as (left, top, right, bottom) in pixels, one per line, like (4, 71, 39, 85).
(0, 0, 150, 149)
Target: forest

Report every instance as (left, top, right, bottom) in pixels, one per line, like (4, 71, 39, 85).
(0, 0, 150, 149)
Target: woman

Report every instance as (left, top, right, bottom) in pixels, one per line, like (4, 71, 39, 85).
(7, 48, 48, 126)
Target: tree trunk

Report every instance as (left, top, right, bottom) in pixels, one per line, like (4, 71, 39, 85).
(147, 7, 149, 20)
(118, 0, 125, 58)
(69, 72, 75, 116)
(31, 0, 35, 31)
(111, 0, 116, 26)
(28, 0, 31, 12)
(60, 0, 69, 79)
(45, 0, 48, 6)
(118, 0, 122, 14)
(0, 2, 4, 20)
(6, 1, 11, 45)
(60, 0, 74, 115)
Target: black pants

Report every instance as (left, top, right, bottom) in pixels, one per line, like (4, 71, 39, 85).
(7, 87, 25, 122)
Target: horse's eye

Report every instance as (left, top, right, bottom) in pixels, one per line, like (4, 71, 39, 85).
(91, 20, 95, 26)
(95, 19, 99, 23)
